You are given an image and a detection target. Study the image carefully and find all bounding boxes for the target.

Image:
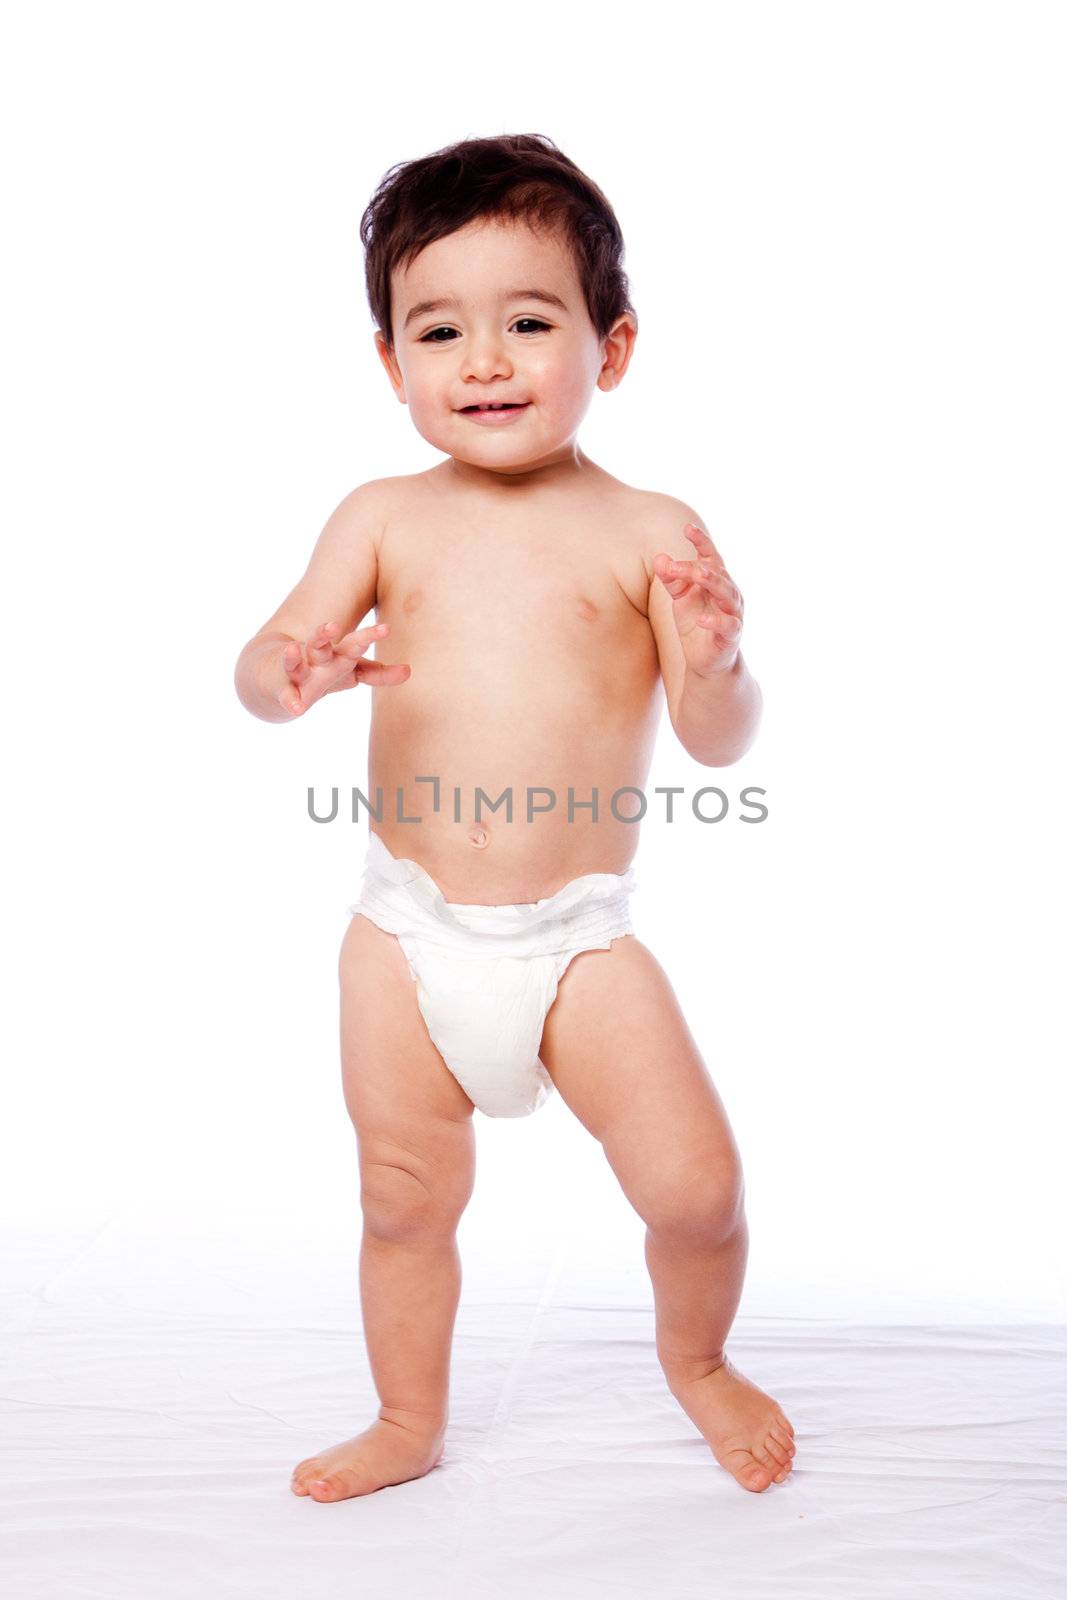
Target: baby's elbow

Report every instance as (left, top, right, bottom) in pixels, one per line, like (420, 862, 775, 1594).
(695, 747, 746, 769)
(674, 729, 752, 768)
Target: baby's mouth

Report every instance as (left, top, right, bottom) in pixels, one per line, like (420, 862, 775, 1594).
(458, 402, 530, 413)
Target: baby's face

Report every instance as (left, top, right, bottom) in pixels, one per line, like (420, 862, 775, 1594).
(377, 217, 631, 475)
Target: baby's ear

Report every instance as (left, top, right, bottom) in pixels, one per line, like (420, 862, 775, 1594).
(596, 313, 638, 392)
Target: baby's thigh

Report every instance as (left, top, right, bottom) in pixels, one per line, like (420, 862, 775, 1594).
(339, 915, 475, 1210)
(539, 936, 743, 1223)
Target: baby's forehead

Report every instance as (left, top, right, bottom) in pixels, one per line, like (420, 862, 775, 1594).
(394, 216, 579, 302)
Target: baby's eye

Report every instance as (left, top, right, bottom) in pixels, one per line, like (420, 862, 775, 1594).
(418, 319, 551, 343)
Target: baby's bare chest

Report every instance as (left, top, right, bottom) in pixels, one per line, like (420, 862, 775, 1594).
(370, 512, 663, 770)
(377, 521, 649, 662)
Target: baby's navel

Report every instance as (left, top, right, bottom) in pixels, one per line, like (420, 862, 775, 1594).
(468, 826, 489, 849)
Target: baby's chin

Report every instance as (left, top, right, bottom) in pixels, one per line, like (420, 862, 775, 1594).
(413, 413, 568, 473)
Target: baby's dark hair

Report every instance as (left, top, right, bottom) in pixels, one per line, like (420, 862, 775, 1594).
(360, 132, 636, 350)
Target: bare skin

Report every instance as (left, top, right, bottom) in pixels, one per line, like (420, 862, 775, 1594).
(236, 214, 792, 1500)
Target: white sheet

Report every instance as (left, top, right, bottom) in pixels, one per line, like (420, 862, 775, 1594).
(2, 1214, 1064, 1599)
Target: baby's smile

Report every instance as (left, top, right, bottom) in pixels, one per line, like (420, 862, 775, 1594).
(456, 400, 531, 425)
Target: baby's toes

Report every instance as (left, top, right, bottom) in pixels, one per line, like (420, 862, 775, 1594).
(307, 1472, 361, 1502)
(732, 1451, 776, 1492)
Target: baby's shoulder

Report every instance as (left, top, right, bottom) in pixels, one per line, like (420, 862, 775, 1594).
(607, 482, 712, 570)
(573, 479, 705, 617)
(323, 471, 436, 547)
(360, 467, 449, 524)
(348, 471, 426, 512)
(625, 482, 707, 528)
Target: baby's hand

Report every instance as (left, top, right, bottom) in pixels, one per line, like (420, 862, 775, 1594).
(652, 524, 745, 677)
(279, 621, 410, 717)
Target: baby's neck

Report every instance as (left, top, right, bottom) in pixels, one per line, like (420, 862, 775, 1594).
(442, 442, 597, 496)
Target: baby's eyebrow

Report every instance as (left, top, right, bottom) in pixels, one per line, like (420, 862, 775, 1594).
(402, 287, 569, 332)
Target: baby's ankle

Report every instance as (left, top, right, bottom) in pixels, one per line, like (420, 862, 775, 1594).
(377, 1403, 449, 1439)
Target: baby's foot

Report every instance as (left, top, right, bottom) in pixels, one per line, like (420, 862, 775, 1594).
(291, 1414, 446, 1503)
(667, 1355, 796, 1492)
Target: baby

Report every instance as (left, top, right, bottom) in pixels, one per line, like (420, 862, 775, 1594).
(234, 133, 795, 1501)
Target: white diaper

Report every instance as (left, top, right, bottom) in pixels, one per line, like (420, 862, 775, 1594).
(347, 831, 637, 1118)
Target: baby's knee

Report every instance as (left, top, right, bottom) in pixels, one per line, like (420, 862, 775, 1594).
(644, 1161, 745, 1245)
(360, 1160, 469, 1243)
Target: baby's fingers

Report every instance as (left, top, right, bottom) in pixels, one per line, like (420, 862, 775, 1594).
(653, 552, 699, 598)
(684, 522, 726, 569)
(276, 643, 308, 715)
(282, 641, 310, 685)
(334, 620, 391, 660)
(696, 607, 743, 640)
(305, 621, 341, 665)
(354, 658, 411, 686)
(695, 561, 744, 616)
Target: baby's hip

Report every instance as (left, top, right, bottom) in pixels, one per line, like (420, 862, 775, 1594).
(366, 815, 640, 905)
(348, 830, 637, 962)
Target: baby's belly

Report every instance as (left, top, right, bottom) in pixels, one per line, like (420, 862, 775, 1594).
(364, 681, 662, 904)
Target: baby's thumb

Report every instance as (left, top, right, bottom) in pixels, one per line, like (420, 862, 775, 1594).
(355, 659, 411, 686)
(653, 554, 688, 591)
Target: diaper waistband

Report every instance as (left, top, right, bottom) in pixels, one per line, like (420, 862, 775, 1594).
(350, 830, 637, 956)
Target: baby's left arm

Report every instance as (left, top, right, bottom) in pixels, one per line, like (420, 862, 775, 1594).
(647, 508, 763, 766)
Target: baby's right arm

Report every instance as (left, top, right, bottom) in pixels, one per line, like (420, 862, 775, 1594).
(233, 480, 410, 723)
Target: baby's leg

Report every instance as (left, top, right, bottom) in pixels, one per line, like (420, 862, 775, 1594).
(540, 936, 796, 1494)
(291, 914, 476, 1504)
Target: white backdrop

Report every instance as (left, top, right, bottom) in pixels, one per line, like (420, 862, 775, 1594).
(2, 3, 1065, 1591)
